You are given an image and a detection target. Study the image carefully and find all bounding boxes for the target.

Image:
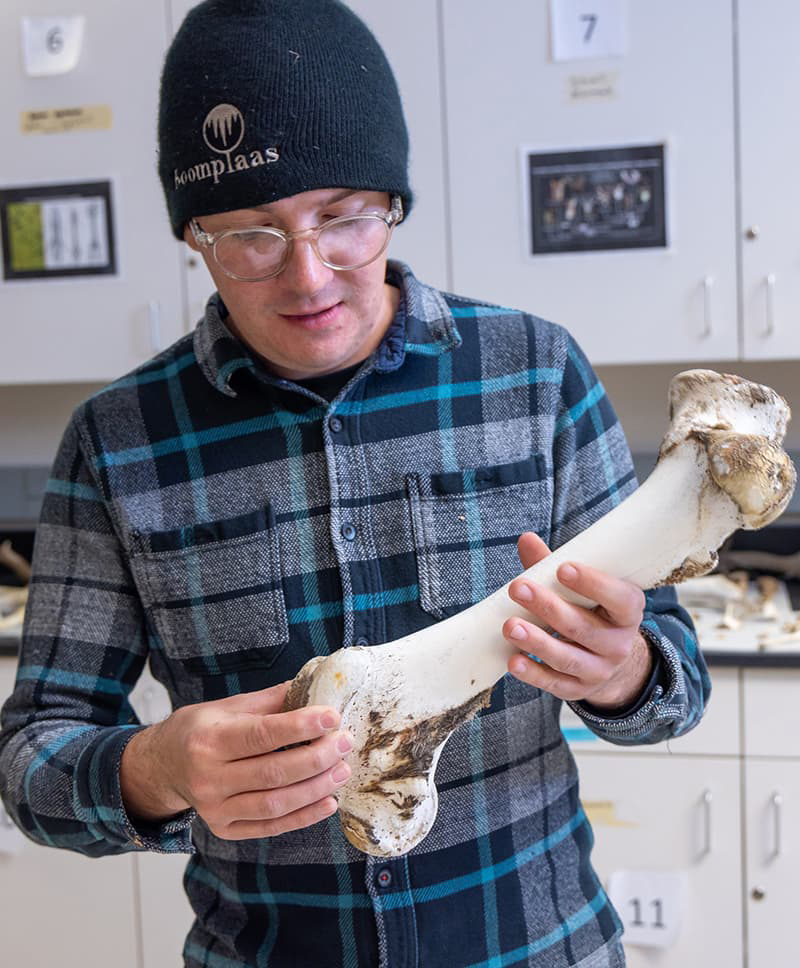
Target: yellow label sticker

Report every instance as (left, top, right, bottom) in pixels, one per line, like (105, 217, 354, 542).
(20, 104, 112, 135)
(583, 800, 635, 828)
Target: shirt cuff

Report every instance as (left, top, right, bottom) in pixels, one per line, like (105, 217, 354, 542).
(74, 725, 195, 853)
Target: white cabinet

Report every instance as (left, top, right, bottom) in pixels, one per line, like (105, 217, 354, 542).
(0, 0, 185, 385)
(744, 760, 800, 968)
(742, 669, 800, 968)
(738, 0, 800, 360)
(570, 666, 800, 966)
(569, 667, 743, 965)
(0, 659, 139, 968)
(742, 668, 800, 759)
(575, 753, 743, 967)
(441, 0, 739, 365)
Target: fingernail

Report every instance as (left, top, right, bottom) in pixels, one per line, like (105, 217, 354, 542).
(509, 624, 527, 641)
(510, 657, 528, 675)
(320, 712, 338, 730)
(332, 763, 351, 783)
(337, 734, 353, 754)
(560, 564, 578, 583)
(515, 583, 533, 602)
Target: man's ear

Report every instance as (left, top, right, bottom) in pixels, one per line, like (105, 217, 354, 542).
(183, 222, 200, 251)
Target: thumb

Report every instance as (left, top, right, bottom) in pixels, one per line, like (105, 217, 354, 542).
(219, 680, 290, 716)
(518, 531, 551, 570)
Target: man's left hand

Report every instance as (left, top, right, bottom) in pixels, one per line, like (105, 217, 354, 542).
(503, 532, 653, 711)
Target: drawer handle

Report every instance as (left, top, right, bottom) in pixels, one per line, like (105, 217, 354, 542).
(700, 788, 713, 857)
(701, 275, 714, 339)
(770, 792, 783, 860)
(764, 273, 776, 338)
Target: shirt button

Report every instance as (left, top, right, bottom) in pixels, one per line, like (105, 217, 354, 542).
(354, 636, 369, 648)
(376, 868, 392, 889)
(341, 522, 357, 541)
(328, 416, 343, 433)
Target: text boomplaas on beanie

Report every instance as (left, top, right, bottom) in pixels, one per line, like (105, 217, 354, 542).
(173, 104, 280, 189)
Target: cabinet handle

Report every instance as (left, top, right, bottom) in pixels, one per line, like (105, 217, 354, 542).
(148, 299, 163, 353)
(764, 273, 776, 338)
(770, 792, 783, 860)
(701, 275, 714, 339)
(700, 788, 713, 856)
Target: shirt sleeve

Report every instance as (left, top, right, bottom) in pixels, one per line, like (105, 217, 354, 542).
(0, 411, 194, 856)
(549, 334, 712, 745)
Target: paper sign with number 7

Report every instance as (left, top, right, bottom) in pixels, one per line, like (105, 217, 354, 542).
(550, 0, 628, 62)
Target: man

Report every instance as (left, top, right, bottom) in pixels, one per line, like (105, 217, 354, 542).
(0, 2, 709, 966)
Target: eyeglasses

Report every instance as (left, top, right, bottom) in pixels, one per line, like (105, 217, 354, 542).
(189, 196, 404, 282)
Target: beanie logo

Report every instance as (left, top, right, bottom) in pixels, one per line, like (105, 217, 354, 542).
(173, 103, 280, 190)
(203, 104, 245, 155)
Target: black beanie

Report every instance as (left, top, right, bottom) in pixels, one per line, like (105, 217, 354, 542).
(158, 0, 413, 239)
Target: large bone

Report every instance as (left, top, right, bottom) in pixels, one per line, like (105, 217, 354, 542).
(285, 370, 796, 857)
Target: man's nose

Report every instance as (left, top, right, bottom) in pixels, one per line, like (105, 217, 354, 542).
(281, 236, 334, 293)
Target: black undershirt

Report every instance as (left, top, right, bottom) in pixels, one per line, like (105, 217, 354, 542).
(295, 360, 364, 401)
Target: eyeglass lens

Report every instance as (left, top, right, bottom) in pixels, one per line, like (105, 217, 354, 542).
(214, 215, 391, 280)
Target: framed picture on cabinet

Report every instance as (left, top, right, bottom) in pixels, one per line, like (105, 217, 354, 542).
(525, 143, 668, 255)
(0, 179, 117, 281)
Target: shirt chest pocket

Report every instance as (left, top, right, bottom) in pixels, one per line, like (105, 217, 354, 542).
(130, 505, 289, 669)
(406, 455, 552, 620)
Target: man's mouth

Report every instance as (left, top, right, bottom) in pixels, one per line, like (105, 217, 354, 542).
(278, 303, 343, 328)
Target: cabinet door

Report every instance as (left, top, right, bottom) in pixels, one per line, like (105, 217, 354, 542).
(745, 760, 800, 968)
(0, 0, 184, 384)
(743, 668, 800, 758)
(739, 1, 800, 359)
(575, 752, 743, 967)
(0, 659, 139, 968)
(441, 0, 738, 364)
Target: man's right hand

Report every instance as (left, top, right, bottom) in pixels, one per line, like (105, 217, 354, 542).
(119, 681, 352, 840)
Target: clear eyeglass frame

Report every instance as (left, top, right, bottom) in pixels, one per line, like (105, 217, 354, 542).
(189, 195, 404, 282)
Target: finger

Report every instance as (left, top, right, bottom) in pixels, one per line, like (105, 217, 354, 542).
(220, 796, 340, 840)
(223, 759, 352, 824)
(517, 532, 552, 570)
(556, 562, 645, 628)
(214, 705, 343, 760)
(508, 579, 607, 652)
(222, 730, 353, 796)
(503, 618, 605, 683)
(217, 681, 290, 716)
(507, 651, 587, 702)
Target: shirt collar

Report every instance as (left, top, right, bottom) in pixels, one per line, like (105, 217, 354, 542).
(193, 259, 461, 396)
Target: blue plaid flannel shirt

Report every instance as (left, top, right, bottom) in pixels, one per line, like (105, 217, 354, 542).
(0, 261, 709, 967)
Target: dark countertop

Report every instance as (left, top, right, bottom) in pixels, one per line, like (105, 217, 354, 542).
(1, 638, 799, 668)
(0, 638, 20, 658)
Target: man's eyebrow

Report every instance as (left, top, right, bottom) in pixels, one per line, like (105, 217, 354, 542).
(253, 190, 359, 214)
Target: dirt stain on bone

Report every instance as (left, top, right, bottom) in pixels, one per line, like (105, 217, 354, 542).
(359, 689, 494, 784)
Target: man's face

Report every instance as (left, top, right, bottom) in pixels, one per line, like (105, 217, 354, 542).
(185, 188, 399, 381)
